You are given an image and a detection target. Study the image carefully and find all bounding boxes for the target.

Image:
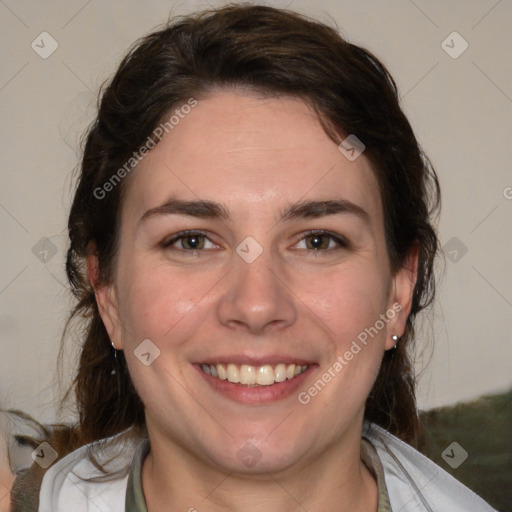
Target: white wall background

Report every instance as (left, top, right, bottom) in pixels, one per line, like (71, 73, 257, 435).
(0, 0, 511, 424)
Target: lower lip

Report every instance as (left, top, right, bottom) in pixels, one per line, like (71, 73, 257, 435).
(195, 364, 315, 404)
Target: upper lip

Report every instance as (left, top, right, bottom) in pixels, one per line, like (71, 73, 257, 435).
(197, 355, 316, 366)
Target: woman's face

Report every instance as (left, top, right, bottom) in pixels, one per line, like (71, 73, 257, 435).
(95, 90, 415, 473)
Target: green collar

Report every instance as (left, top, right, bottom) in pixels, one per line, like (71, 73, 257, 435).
(125, 437, 391, 511)
(125, 437, 150, 512)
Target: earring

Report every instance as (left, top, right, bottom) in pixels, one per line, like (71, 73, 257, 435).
(111, 341, 118, 375)
(391, 334, 399, 349)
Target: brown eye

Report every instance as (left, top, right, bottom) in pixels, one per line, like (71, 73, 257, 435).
(162, 231, 217, 251)
(295, 231, 349, 251)
(305, 234, 330, 250)
(180, 234, 206, 250)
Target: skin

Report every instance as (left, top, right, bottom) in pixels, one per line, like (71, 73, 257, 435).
(91, 90, 417, 512)
(0, 429, 13, 512)
(0, 469, 12, 512)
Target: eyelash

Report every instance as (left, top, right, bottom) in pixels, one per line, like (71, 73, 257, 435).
(296, 230, 350, 252)
(161, 229, 350, 253)
(161, 230, 219, 251)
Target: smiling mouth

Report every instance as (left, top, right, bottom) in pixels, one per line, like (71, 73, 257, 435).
(200, 363, 309, 386)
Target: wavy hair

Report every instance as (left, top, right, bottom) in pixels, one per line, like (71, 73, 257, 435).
(60, 3, 440, 454)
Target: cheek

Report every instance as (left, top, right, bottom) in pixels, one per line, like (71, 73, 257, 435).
(299, 262, 390, 404)
(300, 269, 389, 414)
(302, 262, 390, 346)
(115, 257, 223, 349)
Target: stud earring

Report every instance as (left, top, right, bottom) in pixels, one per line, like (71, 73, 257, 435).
(391, 334, 399, 349)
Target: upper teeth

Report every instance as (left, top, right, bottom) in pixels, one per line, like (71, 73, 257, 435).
(201, 363, 308, 386)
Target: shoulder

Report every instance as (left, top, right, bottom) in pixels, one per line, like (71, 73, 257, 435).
(363, 422, 497, 512)
(38, 431, 144, 512)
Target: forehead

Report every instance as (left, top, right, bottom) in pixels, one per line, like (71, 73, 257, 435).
(121, 90, 382, 223)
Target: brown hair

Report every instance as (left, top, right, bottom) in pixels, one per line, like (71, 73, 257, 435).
(62, 3, 440, 453)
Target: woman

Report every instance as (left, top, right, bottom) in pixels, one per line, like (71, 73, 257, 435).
(15, 4, 496, 511)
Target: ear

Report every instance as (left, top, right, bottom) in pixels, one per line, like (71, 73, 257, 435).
(87, 242, 123, 350)
(384, 244, 419, 350)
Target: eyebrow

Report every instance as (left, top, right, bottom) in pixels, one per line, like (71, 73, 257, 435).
(139, 198, 230, 224)
(139, 197, 370, 225)
(279, 199, 370, 225)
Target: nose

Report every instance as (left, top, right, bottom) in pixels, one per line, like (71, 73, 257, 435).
(216, 251, 297, 335)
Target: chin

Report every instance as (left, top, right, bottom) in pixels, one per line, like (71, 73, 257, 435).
(196, 427, 312, 476)
(209, 444, 305, 475)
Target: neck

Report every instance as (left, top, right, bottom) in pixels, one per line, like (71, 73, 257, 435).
(141, 424, 377, 512)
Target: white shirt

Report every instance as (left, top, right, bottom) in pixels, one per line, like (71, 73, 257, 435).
(38, 422, 497, 511)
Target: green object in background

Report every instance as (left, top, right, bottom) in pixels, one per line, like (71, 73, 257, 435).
(419, 387, 512, 512)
